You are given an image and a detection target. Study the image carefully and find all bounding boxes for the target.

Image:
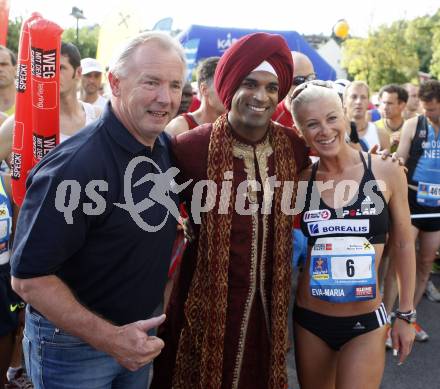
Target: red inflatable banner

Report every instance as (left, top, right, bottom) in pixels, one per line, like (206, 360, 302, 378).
(29, 18, 63, 165)
(11, 12, 42, 207)
(0, 0, 10, 46)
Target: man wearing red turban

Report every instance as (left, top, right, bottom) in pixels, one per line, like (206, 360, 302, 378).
(151, 32, 310, 389)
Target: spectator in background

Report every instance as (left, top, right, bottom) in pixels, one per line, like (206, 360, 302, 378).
(389, 80, 440, 342)
(0, 46, 16, 172)
(272, 51, 315, 130)
(0, 46, 16, 117)
(0, 46, 32, 389)
(176, 81, 193, 115)
(0, 43, 101, 171)
(368, 93, 381, 123)
(403, 83, 422, 120)
(375, 84, 408, 152)
(0, 175, 30, 389)
(59, 43, 101, 142)
(344, 81, 390, 151)
(80, 57, 108, 110)
(187, 81, 201, 112)
(165, 57, 225, 136)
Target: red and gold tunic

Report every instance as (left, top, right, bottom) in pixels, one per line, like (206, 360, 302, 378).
(151, 120, 309, 389)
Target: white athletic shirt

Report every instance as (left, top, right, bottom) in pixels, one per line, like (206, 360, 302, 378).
(92, 95, 108, 110)
(60, 101, 99, 143)
(360, 122, 381, 150)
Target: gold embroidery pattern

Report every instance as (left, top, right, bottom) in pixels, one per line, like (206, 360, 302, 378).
(231, 138, 273, 388)
(173, 114, 235, 389)
(256, 141, 274, 337)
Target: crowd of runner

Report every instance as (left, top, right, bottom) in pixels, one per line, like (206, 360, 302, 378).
(0, 28, 438, 389)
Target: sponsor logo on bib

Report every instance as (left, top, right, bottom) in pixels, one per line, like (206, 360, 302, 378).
(303, 209, 331, 222)
(313, 242, 333, 251)
(309, 223, 320, 234)
(311, 257, 329, 280)
(355, 286, 373, 297)
(342, 208, 376, 217)
(308, 220, 369, 236)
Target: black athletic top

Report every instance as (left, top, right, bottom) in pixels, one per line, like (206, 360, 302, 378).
(406, 115, 437, 187)
(11, 103, 178, 326)
(300, 152, 389, 246)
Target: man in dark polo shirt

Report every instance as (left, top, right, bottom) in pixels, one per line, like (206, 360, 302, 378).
(10, 32, 186, 389)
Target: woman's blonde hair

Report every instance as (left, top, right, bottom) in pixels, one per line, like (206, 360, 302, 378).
(290, 81, 343, 131)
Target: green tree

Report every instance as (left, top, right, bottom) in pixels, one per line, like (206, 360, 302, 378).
(62, 25, 100, 59)
(6, 19, 100, 61)
(404, 12, 440, 74)
(341, 38, 371, 82)
(342, 22, 419, 91)
(430, 24, 440, 79)
(428, 10, 440, 78)
(6, 17, 22, 55)
(342, 9, 440, 86)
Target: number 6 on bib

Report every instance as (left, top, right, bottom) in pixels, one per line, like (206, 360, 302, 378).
(309, 236, 376, 303)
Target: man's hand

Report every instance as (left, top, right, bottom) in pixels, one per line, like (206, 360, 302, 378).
(368, 144, 383, 156)
(390, 132, 400, 147)
(391, 318, 415, 365)
(368, 144, 393, 160)
(368, 144, 407, 170)
(109, 314, 166, 371)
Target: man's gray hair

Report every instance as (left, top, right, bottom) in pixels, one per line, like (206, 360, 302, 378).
(109, 31, 187, 80)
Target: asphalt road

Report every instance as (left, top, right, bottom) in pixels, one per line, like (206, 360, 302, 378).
(287, 273, 440, 389)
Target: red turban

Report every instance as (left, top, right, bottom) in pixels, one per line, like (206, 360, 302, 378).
(214, 32, 294, 110)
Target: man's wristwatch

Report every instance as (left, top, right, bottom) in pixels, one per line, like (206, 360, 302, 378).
(394, 309, 417, 324)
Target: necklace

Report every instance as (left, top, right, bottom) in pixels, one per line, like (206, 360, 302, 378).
(383, 118, 404, 133)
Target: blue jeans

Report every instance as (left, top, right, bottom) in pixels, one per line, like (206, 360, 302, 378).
(23, 306, 150, 389)
(292, 228, 308, 269)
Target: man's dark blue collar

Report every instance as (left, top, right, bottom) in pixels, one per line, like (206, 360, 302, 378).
(103, 102, 166, 154)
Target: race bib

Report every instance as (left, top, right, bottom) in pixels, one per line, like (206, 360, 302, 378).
(417, 182, 440, 207)
(309, 236, 376, 303)
(0, 218, 10, 243)
(0, 219, 10, 265)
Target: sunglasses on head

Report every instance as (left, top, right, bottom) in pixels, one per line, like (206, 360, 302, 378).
(292, 73, 317, 86)
(290, 80, 335, 101)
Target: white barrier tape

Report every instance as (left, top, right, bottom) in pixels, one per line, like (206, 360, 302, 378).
(411, 213, 440, 219)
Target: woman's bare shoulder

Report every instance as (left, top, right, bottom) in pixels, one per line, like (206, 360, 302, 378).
(298, 162, 314, 181)
(370, 153, 406, 194)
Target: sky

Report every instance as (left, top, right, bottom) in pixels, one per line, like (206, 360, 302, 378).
(8, 0, 440, 38)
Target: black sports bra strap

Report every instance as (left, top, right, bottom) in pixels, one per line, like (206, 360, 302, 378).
(305, 162, 320, 209)
(358, 151, 368, 170)
(310, 161, 319, 181)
